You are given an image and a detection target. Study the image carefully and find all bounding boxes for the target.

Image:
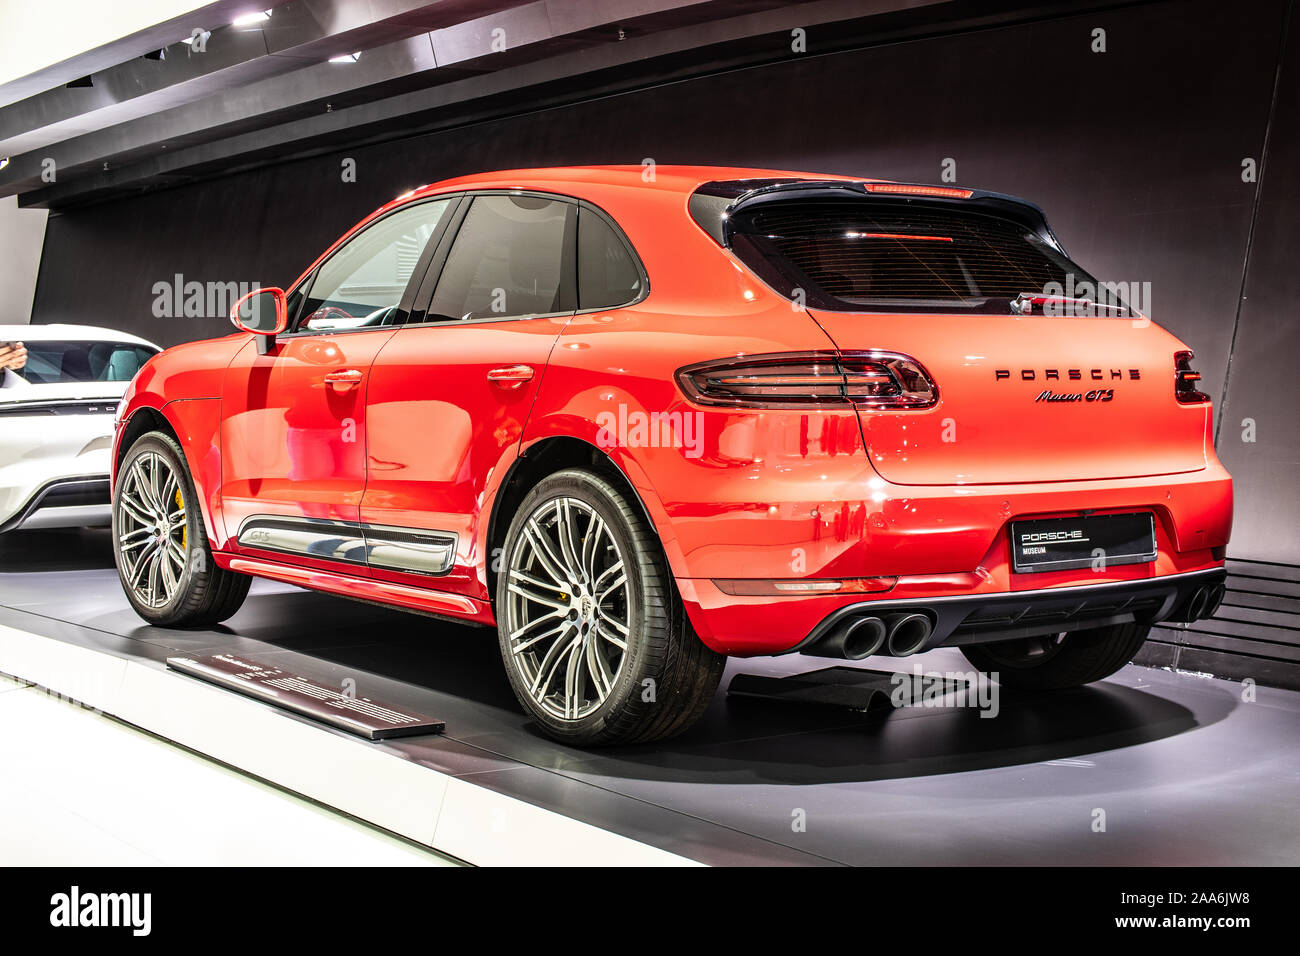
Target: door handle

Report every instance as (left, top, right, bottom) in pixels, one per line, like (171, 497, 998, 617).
(487, 365, 534, 389)
(324, 368, 364, 388)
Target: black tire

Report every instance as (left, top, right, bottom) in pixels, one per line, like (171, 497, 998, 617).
(959, 622, 1151, 690)
(495, 468, 725, 746)
(112, 431, 250, 627)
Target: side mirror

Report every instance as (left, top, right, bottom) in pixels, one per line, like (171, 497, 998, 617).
(230, 288, 288, 353)
(231, 287, 287, 334)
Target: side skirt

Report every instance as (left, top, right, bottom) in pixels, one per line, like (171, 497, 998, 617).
(213, 551, 495, 627)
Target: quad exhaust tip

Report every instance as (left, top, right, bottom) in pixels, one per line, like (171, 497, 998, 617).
(803, 575, 1222, 661)
(1192, 582, 1226, 621)
(812, 616, 886, 661)
(885, 612, 932, 657)
(803, 611, 935, 660)
(1205, 582, 1226, 618)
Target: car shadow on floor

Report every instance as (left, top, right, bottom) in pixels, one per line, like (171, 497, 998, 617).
(222, 590, 1234, 787)
(3, 528, 1238, 788)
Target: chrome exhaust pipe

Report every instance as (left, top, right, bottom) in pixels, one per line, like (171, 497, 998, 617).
(1185, 586, 1210, 622)
(885, 613, 932, 657)
(802, 616, 887, 661)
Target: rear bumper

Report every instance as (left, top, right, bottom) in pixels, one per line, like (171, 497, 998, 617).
(790, 566, 1226, 658)
(0, 476, 111, 533)
(670, 461, 1232, 655)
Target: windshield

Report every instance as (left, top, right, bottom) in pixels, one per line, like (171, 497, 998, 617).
(15, 340, 158, 385)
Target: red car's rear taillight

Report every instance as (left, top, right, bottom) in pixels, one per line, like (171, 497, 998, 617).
(1175, 350, 1211, 404)
(677, 351, 937, 410)
(840, 352, 937, 409)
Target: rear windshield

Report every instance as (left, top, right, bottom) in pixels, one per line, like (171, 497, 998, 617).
(18, 341, 157, 384)
(728, 199, 1126, 315)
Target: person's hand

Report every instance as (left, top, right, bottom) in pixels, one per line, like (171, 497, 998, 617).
(0, 342, 26, 370)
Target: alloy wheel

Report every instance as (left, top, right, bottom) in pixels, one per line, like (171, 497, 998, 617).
(503, 496, 631, 720)
(117, 451, 188, 608)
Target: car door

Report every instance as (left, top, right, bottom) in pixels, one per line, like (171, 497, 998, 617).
(220, 196, 458, 570)
(360, 192, 578, 600)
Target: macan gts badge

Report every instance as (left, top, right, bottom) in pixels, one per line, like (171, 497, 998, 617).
(110, 166, 1232, 746)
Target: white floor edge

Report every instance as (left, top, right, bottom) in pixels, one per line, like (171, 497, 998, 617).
(0, 623, 700, 867)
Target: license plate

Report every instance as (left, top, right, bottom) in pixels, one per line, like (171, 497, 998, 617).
(1010, 512, 1156, 573)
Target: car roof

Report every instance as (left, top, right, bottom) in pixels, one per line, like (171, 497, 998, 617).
(0, 324, 160, 350)
(428, 164, 863, 190)
(393, 164, 869, 209)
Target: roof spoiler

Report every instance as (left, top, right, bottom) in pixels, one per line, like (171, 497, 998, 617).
(688, 178, 1068, 256)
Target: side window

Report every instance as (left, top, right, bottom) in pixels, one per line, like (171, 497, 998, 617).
(577, 208, 643, 310)
(99, 345, 157, 381)
(425, 195, 576, 322)
(296, 198, 453, 332)
(284, 285, 306, 329)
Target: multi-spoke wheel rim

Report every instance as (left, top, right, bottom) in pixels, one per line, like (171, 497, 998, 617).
(504, 496, 630, 721)
(116, 452, 188, 609)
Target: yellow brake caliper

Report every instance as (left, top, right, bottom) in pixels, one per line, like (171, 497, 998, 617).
(175, 488, 186, 549)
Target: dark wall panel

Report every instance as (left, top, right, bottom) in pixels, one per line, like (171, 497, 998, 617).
(28, 0, 1296, 583)
(1216, 9, 1300, 566)
(35, 0, 1282, 385)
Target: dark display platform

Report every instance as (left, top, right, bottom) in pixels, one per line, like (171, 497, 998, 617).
(3, 528, 1298, 866)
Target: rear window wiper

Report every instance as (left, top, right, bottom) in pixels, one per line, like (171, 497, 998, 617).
(1009, 293, 1130, 317)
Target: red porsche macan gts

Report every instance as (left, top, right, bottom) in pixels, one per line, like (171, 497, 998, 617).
(111, 166, 1232, 745)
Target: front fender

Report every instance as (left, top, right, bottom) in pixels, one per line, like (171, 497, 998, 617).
(115, 399, 225, 547)
(113, 334, 248, 545)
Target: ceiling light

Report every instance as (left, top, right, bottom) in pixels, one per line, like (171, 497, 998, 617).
(232, 10, 272, 26)
(330, 52, 361, 63)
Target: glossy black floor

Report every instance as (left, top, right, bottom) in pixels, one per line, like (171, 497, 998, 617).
(2, 528, 1297, 865)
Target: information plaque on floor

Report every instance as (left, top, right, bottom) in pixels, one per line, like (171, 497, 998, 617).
(166, 653, 445, 740)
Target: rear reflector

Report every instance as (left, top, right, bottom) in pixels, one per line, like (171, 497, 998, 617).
(863, 183, 974, 199)
(714, 577, 897, 596)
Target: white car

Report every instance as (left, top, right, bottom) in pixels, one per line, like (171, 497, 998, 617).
(0, 324, 160, 533)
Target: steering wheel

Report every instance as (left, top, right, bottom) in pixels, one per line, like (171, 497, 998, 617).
(305, 305, 354, 324)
